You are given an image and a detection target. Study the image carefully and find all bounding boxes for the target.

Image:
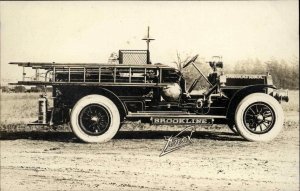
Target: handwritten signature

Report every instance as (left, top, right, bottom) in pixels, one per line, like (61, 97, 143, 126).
(160, 126, 196, 157)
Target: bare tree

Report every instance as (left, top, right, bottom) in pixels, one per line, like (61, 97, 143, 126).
(173, 51, 190, 71)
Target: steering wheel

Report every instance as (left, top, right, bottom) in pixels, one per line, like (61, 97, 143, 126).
(183, 54, 199, 68)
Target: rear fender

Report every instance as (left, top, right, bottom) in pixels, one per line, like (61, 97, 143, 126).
(67, 87, 128, 122)
(94, 88, 128, 121)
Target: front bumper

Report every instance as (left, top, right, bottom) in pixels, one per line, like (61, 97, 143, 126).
(270, 89, 289, 102)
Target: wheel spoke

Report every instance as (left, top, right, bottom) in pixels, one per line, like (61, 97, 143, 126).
(246, 113, 254, 117)
(99, 122, 107, 126)
(251, 122, 256, 128)
(255, 105, 259, 113)
(95, 125, 101, 131)
(88, 107, 93, 114)
(264, 117, 272, 122)
(86, 111, 92, 117)
(263, 113, 272, 117)
(262, 122, 268, 129)
(249, 108, 256, 114)
(259, 106, 263, 114)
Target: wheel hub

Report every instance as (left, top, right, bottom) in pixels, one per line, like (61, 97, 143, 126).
(256, 114, 263, 122)
(91, 116, 99, 122)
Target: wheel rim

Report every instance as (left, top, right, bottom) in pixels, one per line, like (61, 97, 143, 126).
(78, 104, 111, 136)
(243, 102, 275, 134)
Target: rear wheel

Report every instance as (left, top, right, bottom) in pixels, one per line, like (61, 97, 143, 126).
(70, 95, 120, 143)
(235, 93, 284, 142)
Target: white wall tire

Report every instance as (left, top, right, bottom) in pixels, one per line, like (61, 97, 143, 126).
(235, 93, 284, 142)
(70, 94, 120, 143)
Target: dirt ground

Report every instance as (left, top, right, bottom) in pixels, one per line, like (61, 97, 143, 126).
(0, 122, 299, 191)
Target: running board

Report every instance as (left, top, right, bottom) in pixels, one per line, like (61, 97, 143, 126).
(28, 120, 49, 126)
(127, 112, 226, 118)
(127, 113, 226, 125)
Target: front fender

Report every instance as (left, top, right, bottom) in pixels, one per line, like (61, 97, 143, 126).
(226, 84, 276, 119)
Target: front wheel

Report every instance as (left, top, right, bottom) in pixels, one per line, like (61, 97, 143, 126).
(235, 93, 284, 142)
(70, 95, 120, 143)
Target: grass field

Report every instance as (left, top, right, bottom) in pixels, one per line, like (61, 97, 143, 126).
(281, 90, 299, 111)
(0, 90, 298, 131)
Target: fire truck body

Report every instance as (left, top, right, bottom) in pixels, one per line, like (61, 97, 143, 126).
(9, 52, 288, 143)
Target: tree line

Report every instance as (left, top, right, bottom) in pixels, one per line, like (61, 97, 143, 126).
(177, 55, 299, 90)
(225, 57, 299, 90)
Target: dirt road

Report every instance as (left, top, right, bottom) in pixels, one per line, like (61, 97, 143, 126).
(0, 124, 298, 191)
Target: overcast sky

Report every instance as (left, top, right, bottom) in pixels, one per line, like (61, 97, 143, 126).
(1, 1, 299, 81)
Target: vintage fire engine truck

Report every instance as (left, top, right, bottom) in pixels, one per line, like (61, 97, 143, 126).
(10, 31, 288, 143)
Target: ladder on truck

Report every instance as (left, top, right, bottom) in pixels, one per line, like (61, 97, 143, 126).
(9, 62, 173, 87)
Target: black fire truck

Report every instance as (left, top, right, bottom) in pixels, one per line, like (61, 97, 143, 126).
(10, 31, 288, 143)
